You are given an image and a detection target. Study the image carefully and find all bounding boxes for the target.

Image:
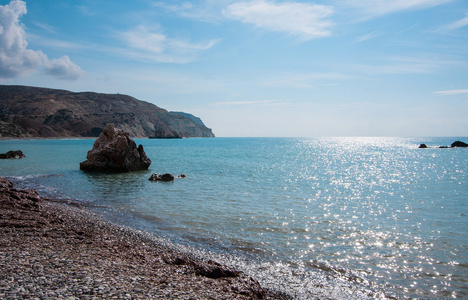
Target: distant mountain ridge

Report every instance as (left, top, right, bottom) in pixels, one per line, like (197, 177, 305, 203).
(0, 85, 215, 138)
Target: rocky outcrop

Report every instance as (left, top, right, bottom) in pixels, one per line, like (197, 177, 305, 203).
(80, 124, 151, 172)
(419, 141, 468, 148)
(150, 128, 182, 139)
(451, 141, 468, 147)
(167, 112, 214, 137)
(0, 150, 25, 159)
(0, 177, 42, 210)
(0, 85, 215, 138)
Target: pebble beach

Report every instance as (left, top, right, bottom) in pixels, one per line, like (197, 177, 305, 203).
(0, 177, 287, 299)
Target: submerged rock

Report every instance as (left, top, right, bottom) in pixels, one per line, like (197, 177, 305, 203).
(80, 124, 151, 172)
(0, 150, 25, 159)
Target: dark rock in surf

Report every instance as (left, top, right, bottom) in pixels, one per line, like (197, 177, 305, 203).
(79, 124, 151, 172)
(418, 144, 428, 149)
(194, 260, 239, 279)
(451, 141, 468, 148)
(0, 150, 25, 159)
(0, 177, 42, 209)
(149, 173, 175, 182)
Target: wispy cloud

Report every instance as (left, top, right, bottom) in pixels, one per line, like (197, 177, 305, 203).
(356, 31, 382, 42)
(76, 5, 97, 16)
(258, 72, 353, 89)
(352, 56, 444, 75)
(222, 0, 334, 41)
(434, 89, 468, 95)
(357, 63, 435, 74)
(0, 0, 82, 80)
(440, 12, 468, 31)
(343, 0, 451, 18)
(118, 25, 218, 63)
(27, 33, 85, 50)
(153, 1, 231, 23)
(216, 99, 289, 106)
(32, 21, 57, 34)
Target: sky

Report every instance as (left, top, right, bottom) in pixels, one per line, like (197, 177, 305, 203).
(0, 0, 467, 137)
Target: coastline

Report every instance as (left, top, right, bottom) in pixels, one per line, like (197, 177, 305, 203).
(0, 177, 288, 299)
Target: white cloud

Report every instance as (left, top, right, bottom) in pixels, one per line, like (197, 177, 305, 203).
(440, 12, 468, 31)
(0, 0, 83, 80)
(43, 55, 84, 80)
(119, 25, 218, 63)
(342, 0, 451, 18)
(0, 0, 43, 78)
(434, 89, 468, 95)
(223, 0, 334, 41)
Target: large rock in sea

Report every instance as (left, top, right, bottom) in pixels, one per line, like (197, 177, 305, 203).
(80, 124, 151, 172)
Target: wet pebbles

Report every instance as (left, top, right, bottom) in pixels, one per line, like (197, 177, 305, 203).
(0, 177, 276, 299)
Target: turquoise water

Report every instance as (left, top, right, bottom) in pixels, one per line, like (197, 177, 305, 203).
(1, 137, 467, 299)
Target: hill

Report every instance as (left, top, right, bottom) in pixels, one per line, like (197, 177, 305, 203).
(0, 85, 214, 138)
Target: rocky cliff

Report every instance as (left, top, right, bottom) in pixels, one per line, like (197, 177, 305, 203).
(0, 85, 214, 138)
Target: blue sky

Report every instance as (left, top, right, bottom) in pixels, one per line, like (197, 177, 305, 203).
(1, 0, 467, 137)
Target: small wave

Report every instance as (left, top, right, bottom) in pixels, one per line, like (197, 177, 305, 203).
(7, 173, 64, 181)
(213, 255, 394, 300)
(5, 174, 65, 198)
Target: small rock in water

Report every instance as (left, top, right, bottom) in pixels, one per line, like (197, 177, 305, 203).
(148, 173, 186, 181)
(0, 150, 25, 159)
(148, 173, 175, 182)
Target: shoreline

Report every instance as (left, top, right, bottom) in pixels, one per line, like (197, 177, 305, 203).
(0, 177, 288, 299)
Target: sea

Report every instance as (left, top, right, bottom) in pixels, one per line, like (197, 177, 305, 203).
(1, 137, 467, 299)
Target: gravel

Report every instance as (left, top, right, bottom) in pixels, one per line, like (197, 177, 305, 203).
(0, 177, 288, 299)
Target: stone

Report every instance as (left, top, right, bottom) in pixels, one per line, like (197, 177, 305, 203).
(79, 124, 151, 172)
(0, 177, 42, 210)
(418, 144, 428, 149)
(0, 150, 25, 159)
(148, 173, 175, 182)
(451, 141, 468, 148)
(194, 260, 239, 279)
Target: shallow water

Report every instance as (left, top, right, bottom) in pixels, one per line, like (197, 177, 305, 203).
(1, 137, 467, 299)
